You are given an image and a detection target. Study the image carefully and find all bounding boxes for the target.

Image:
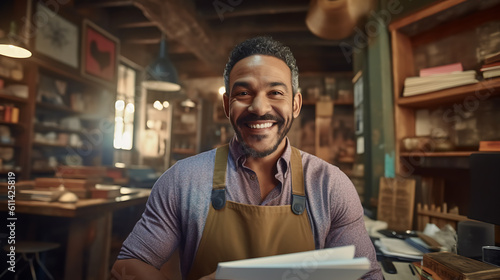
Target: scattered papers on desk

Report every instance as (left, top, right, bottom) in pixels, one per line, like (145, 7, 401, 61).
(375, 238, 423, 261)
(215, 245, 370, 280)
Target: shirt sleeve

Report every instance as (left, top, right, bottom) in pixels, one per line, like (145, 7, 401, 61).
(325, 171, 383, 280)
(117, 170, 181, 269)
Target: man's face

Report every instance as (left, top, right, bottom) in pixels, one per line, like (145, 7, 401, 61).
(223, 55, 302, 158)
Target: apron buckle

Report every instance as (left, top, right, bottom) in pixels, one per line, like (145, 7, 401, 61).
(291, 194, 306, 215)
(211, 189, 226, 210)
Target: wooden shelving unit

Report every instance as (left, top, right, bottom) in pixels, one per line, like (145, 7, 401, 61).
(169, 100, 201, 166)
(389, 0, 500, 218)
(0, 57, 32, 179)
(0, 52, 115, 179)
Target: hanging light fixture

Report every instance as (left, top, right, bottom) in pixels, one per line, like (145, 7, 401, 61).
(0, 22, 32, 59)
(142, 33, 181, 92)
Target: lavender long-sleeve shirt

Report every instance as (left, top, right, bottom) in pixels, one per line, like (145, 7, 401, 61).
(118, 137, 383, 279)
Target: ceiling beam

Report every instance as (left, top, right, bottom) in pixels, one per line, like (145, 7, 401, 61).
(132, 0, 228, 72)
(76, 0, 134, 8)
(208, 18, 309, 34)
(200, 3, 309, 20)
(108, 7, 157, 28)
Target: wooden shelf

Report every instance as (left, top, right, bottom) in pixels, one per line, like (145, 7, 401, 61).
(36, 102, 83, 115)
(0, 75, 27, 84)
(34, 124, 85, 135)
(33, 142, 84, 149)
(400, 151, 474, 157)
(30, 55, 116, 90)
(0, 142, 19, 148)
(0, 93, 28, 104)
(397, 78, 500, 108)
(0, 121, 25, 130)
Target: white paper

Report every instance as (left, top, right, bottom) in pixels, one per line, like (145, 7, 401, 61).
(215, 245, 370, 280)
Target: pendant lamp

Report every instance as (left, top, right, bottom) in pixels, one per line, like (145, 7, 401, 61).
(0, 22, 32, 59)
(142, 34, 181, 92)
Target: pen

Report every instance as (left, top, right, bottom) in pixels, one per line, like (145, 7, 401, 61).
(409, 264, 415, 275)
(411, 263, 434, 280)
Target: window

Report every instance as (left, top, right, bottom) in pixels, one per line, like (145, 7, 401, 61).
(114, 64, 136, 150)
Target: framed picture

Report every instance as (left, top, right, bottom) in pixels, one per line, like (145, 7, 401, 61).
(34, 3, 79, 68)
(81, 19, 119, 83)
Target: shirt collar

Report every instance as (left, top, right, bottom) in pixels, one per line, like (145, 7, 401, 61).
(228, 136, 292, 177)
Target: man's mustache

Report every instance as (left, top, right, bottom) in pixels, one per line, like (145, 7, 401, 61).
(236, 114, 284, 126)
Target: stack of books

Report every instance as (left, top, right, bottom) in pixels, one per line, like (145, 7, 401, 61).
(403, 63, 478, 97)
(480, 50, 500, 79)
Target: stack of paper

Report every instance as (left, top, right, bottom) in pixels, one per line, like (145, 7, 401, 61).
(374, 237, 424, 261)
(215, 245, 370, 280)
(402, 70, 478, 97)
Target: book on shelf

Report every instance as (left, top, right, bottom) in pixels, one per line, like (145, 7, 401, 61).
(479, 141, 500, 152)
(0, 104, 20, 123)
(480, 61, 500, 72)
(402, 70, 478, 97)
(484, 50, 500, 65)
(482, 69, 500, 79)
(215, 245, 370, 280)
(423, 252, 500, 280)
(419, 62, 463, 77)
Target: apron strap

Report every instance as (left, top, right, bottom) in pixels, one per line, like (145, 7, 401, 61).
(290, 147, 306, 215)
(212, 144, 229, 210)
(211, 145, 306, 214)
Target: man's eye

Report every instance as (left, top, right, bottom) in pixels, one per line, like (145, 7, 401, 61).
(270, 91, 283, 95)
(237, 91, 249, 96)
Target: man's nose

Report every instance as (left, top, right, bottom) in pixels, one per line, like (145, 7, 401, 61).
(247, 94, 271, 116)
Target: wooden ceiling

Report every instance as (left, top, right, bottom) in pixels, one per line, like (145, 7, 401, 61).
(76, 0, 357, 79)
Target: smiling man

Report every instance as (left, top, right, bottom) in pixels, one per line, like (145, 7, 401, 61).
(112, 37, 383, 280)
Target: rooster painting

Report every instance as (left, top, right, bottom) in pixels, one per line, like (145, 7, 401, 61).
(90, 40, 111, 71)
(83, 21, 117, 82)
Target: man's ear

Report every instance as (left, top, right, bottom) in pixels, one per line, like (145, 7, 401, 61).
(292, 92, 302, 118)
(223, 93, 230, 119)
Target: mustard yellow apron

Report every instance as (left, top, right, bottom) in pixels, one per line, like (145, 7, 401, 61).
(187, 145, 315, 280)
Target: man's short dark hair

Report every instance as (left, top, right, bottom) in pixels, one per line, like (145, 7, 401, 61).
(223, 36, 299, 96)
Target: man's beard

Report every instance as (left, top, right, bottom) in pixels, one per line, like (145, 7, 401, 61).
(231, 113, 294, 158)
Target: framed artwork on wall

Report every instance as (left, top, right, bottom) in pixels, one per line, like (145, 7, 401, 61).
(81, 19, 119, 84)
(34, 3, 79, 68)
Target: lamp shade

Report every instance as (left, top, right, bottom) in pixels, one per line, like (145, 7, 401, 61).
(142, 34, 180, 92)
(0, 22, 32, 59)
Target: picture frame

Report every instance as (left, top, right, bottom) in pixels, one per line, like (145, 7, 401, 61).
(81, 19, 119, 84)
(34, 3, 79, 68)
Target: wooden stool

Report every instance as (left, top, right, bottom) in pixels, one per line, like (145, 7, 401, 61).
(0, 241, 60, 280)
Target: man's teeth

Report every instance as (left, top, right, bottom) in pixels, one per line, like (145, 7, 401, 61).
(248, 123, 273, 129)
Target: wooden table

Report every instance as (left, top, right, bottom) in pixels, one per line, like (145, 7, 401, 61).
(0, 188, 150, 280)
